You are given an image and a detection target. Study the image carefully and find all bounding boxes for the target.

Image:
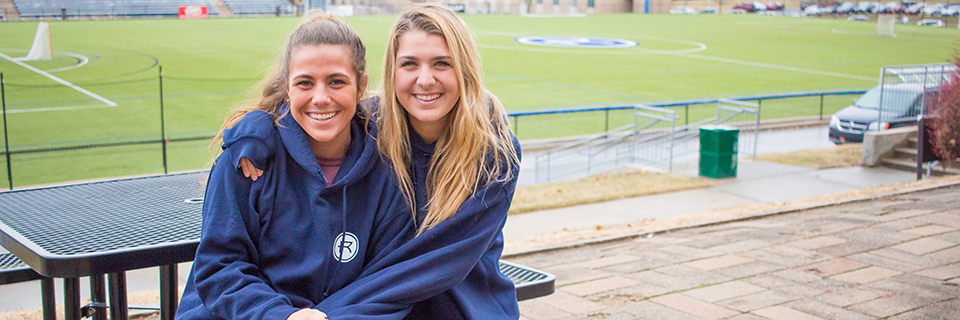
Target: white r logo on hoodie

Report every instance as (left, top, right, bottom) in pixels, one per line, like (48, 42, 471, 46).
(333, 232, 359, 263)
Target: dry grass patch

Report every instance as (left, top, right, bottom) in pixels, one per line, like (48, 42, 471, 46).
(755, 143, 862, 169)
(510, 171, 720, 215)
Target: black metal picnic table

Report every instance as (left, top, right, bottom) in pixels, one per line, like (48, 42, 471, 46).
(0, 171, 553, 320)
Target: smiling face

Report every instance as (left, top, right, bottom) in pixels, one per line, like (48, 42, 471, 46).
(394, 30, 461, 143)
(287, 44, 367, 158)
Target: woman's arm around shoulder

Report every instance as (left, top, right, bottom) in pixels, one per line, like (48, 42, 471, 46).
(221, 110, 279, 181)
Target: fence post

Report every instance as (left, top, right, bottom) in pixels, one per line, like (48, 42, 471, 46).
(1, 73, 11, 190)
(512, 115, 518, 136)
(159, 66, 168, 174)
(684, 104, 689, 125)
(819, 94, 824, 119)
(604, 109, 609, 133)
(917, 117, 926, 181)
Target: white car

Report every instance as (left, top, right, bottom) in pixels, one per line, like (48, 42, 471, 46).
(917, 19, 945, 27)
(669, 6, 697, 14)
(940, 4, 960, 17)
(922, 3, 945, 15)
(847, 14, 868, 21)
(804, 4, 820, 15)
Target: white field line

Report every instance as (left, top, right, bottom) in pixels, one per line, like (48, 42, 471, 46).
(44, 52, 90, 73)
(671, 52, 877, 82)
(477, 32, 874, 82)
(0, 52, 117, 107)
(4, 104, 113, 113)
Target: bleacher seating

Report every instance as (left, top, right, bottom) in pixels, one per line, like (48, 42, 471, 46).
(222, 0, 291, 15)
(12, 0, 219, 19)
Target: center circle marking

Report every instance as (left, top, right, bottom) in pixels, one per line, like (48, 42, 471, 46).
(515, 36, 639, 48)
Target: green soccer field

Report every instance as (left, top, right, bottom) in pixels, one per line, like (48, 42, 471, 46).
(0, 14, 956, 187)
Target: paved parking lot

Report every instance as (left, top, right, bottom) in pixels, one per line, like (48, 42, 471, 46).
(511, 184, 960, 319)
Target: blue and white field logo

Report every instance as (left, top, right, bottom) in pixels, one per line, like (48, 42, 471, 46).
(515, 37, 638, 48)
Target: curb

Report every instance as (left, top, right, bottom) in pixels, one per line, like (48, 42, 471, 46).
(501, 177, 960, 259)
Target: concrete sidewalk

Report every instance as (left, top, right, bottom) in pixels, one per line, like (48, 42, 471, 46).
(504, 159, 918, 241)
(504, 125, 911, 241)
(510, 183, 960, 319)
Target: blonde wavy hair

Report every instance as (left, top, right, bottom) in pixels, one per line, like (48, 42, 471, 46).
(213, 10, 367, 148)
(378, 4, 519, 235)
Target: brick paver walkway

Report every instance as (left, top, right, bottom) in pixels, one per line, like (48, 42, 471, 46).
(511, 184, 960, 319)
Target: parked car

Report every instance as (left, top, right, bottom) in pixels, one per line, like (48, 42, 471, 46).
(804, 4, 821, 15)
(848, 14, 869, 21)
(699, 7, 718, 14)
(836, 2, 857, 14)
(829, 83, 939, 144)
(940, 4, 960, 17)
(669, 6, 697, 14)
(800, 0, 817, 10)
(766, 1, 784, 10)
(905, 3, 924, 14)
(922, 3, 945, 16)
(733, 2, 758, 12)
(446, 3, 466, 13)
(753, 1, 769, 11)
(879, 1, 903, 13)
(854, 1, 874, 13)
(917, 18, 945, 27)
(819, 5, 837, 14)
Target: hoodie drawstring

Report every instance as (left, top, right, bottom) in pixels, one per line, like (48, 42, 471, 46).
(322, 185, 349, 299)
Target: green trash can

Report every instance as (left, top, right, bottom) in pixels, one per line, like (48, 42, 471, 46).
(699, 125, 739, 179)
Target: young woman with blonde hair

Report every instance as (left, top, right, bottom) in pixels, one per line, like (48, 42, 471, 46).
(175, 10, 412, 320)
(228, 4, 522, 318)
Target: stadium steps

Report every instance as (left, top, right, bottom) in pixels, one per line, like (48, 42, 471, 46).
(210, 0, 233, 16)
(879, 132, 960, 176)
(0, 0, 20, 20)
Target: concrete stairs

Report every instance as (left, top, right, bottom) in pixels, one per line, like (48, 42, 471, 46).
(0, 0, 20, 21)
(209, 0, 233, 17)
(880, 132, 960, 176)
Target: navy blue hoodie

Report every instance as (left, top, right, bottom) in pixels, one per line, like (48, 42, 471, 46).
(222, 99, 522, 319)
(175, 108, 412, 320)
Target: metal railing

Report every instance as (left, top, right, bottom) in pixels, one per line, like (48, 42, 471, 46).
(508, 89, 866, 138)
(532, 99, 760, 183)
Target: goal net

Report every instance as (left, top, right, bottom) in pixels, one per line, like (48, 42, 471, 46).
(877, 14, 896, 37)
(22, 22, 52, 61)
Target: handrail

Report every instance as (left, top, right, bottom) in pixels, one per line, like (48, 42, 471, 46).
(507, 89, 866, 117)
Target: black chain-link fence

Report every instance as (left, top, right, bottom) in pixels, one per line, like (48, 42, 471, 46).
(0, 69, 258, 189)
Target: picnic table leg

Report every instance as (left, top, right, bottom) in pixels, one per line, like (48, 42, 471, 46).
(108, 272, 129, 320)
(64, 278, 81, 320)
(90, 274, 107, 320)
(40, 277, 56, 320)
(160, 265, 178, 320)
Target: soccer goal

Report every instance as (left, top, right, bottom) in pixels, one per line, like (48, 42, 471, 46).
(22, 22, 52, 61)
(877, 14, 896, 37)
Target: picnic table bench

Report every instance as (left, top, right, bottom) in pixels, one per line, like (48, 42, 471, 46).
(0, 171, 553, 320)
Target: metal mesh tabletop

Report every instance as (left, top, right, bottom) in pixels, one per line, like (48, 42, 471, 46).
(499, 260, 555, 301)
(0, 172, 206, 277)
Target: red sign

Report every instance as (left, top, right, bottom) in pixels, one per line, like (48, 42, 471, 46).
(179, 6, 208, 19)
